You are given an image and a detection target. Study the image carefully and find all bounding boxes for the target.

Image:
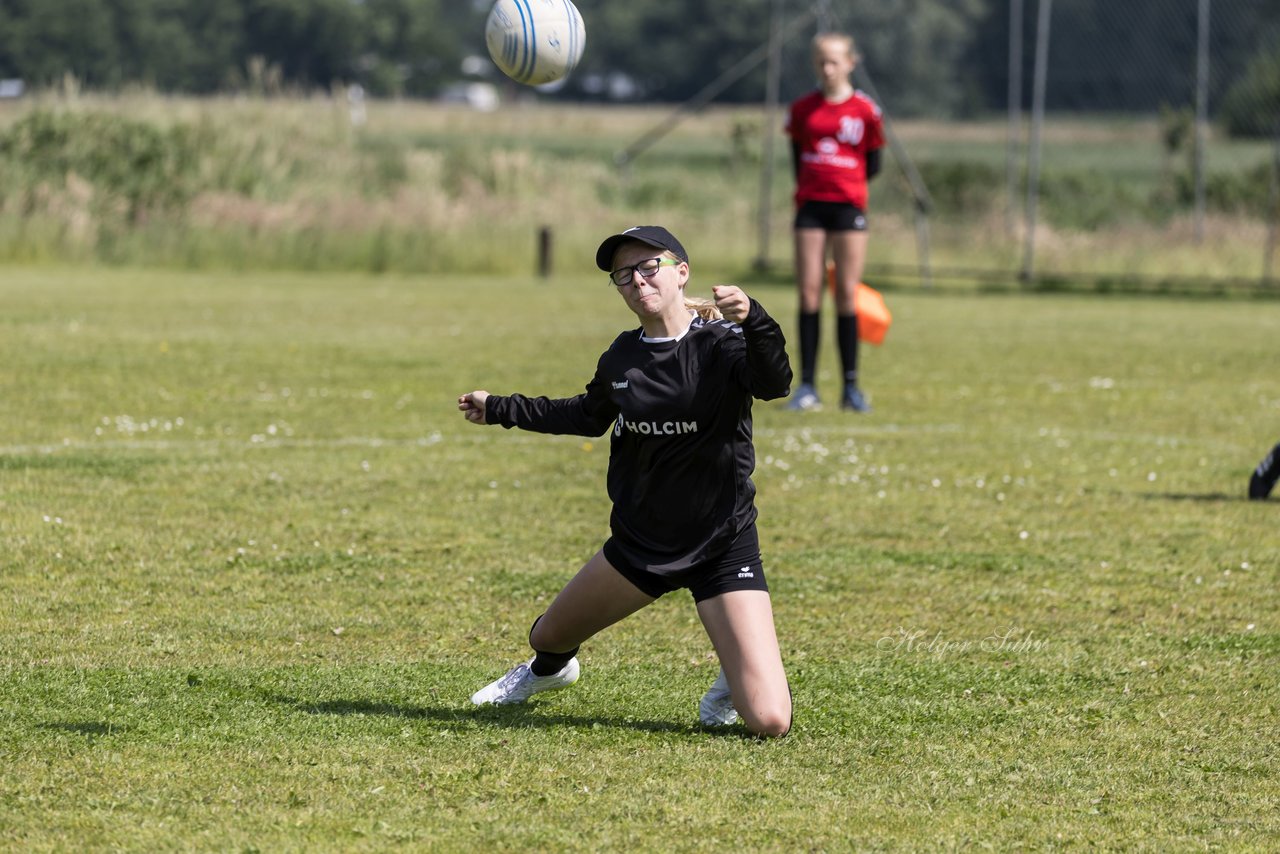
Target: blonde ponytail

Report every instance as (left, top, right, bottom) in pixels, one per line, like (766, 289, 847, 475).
(684, 296, 723, 321)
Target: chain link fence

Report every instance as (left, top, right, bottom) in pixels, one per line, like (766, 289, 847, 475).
(751, 0, 1280, 292)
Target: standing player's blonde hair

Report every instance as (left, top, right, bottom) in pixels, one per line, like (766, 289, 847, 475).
(812, 32, 858, 62)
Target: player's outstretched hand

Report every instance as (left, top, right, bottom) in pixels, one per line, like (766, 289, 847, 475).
(458, 390, 489, 424)
(712, 285, 750, 323)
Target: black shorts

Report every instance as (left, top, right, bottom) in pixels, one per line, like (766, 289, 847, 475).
(794, 200, 868, 232)
(603, 525, 769, 602)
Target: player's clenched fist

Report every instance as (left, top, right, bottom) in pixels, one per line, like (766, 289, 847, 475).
(458, 390, 489, 424)
(712, 285, 750, 323)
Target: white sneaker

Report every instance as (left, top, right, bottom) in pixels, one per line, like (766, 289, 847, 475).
(470, 658, 580, 705)
(699, 667, 738, 726)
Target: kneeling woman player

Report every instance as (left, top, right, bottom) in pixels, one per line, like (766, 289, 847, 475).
(458, 225, 793, 737)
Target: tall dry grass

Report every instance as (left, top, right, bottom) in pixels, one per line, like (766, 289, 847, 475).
(0, 92, 1274, 287)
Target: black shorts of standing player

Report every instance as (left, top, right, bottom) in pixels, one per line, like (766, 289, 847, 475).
(603, 525, 769, 602)
(794, 200, 868, 232)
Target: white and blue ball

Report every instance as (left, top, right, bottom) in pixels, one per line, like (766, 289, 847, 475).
(485, 0, 586, 87)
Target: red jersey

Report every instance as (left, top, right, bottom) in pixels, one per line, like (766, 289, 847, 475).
(786, 89, 885, 210)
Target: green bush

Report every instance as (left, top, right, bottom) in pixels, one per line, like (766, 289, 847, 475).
(1220, 50, 1280, 139)
(916, 160, 1002, 216)
(0, 110, 216, 220)
(910, 161, 1153, 230)
(1039, 170, 1151, 229)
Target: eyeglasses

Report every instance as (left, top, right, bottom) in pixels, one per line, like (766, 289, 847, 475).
(609, 256, 682, 287)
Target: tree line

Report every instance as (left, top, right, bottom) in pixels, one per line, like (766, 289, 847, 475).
(0, 0, 1276, 132)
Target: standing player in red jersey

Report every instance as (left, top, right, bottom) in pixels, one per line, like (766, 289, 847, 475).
(785, 32, 885, 413)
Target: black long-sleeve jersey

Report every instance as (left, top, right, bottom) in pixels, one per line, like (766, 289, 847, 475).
(485, 298, 792, 574)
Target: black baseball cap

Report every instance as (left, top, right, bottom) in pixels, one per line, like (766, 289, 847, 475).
(595, 226, 689, 272)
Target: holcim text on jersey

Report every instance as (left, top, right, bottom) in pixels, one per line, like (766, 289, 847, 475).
(615, 415, 699, 436)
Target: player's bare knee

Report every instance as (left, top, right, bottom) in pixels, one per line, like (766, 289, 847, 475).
(746, 711, 792, 738)
(743, 702, 793, 738)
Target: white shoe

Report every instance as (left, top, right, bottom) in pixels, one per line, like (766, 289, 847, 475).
(470, 658, 580, 705)
(699, 667, 738, 726)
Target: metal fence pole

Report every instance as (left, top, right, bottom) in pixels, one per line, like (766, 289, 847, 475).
(1193, 0, 1210, 244)
(1006, 0, 1024, 238)
(1020, 0, 1052, 284)
(852, 64, 935, 287)
(815, 0, 831, 31)
(754, 0, 785, 272)
(1265, 132, 1279, 288)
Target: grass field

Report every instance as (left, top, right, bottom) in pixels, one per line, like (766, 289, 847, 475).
(1, 266, 1278, 850)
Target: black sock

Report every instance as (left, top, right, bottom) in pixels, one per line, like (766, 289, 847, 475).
(798, 312, 820, 386)
(527, 614, 579, 676)
(1251, 441, 1280, 499)
(1259, 443, 1280, 479)
(530, 648, 578, 676)
(837, 314, 859, 386)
